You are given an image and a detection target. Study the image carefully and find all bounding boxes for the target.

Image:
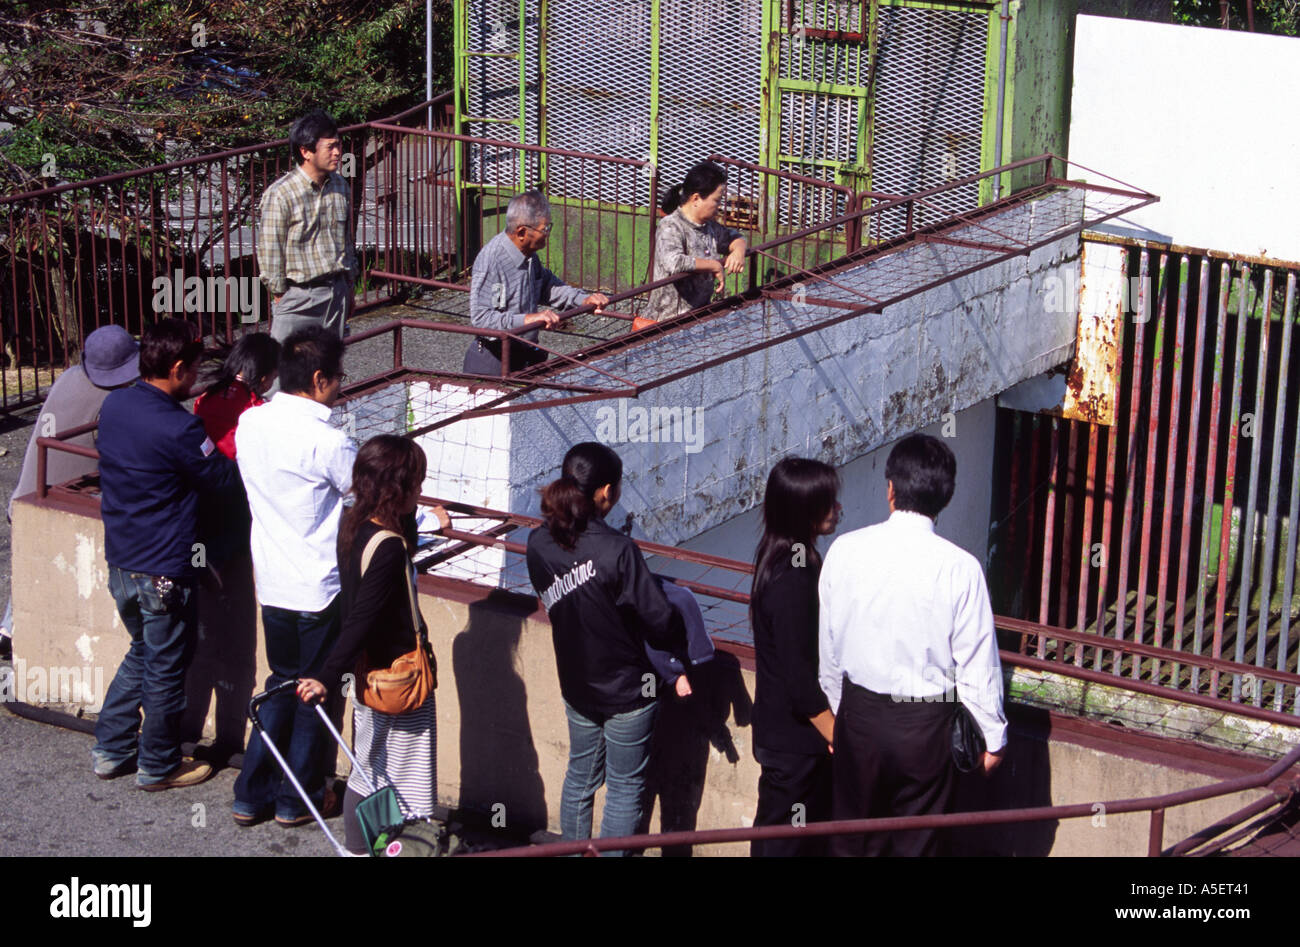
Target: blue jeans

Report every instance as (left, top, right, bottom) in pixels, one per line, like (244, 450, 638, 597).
(234, 600, 340, 820)
(560, 699, 658, 855)
(92, 567, 198, 786)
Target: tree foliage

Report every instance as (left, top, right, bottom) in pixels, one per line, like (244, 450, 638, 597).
(0, 0, 453, 191)
(1171, 0, 1300, 34)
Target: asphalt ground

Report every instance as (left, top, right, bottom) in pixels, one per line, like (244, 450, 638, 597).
(0, 289, 622, 859)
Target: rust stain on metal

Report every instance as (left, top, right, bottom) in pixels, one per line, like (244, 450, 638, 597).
(1062, 243, 1122, 426)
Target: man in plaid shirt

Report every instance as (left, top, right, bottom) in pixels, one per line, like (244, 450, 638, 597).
(258, 110, 358, 344)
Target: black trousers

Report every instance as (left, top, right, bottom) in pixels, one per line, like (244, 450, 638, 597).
(829, 677, 955, 857)
(751, 746, 832, 857)
(462, 337, 546, 376)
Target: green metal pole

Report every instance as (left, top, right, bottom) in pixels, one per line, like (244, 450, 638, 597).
(538, 0, 549, 180)
(452, 0, 466, 272)
(649, 0, 661, 176)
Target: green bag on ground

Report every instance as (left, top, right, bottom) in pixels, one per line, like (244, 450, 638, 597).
(355, 785, 466, 857)
(374, 819, 450, 857)
(355, 786, 405, 853)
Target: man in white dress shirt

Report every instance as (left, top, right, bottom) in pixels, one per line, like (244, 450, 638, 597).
(231, 326, 356, 827)
(818, 433, 1006, 856)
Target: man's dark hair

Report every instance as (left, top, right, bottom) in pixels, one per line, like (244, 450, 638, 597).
(139, 318, 204, 380)
(885, 433, 956, 519)
(278, 326, 344, 394)
(290, 109, 339, 164)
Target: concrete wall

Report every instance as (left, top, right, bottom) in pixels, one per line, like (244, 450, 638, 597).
(1070, 15, 1300, 262)
(679, 398, 997, 568)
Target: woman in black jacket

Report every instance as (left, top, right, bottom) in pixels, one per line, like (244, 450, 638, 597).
(750, 457, 840, 856)
(298, 435, 448, 853)
(526, 442, 687, 852)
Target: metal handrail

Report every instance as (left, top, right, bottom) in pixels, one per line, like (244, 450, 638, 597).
(473, 749, 1300, 858)
(23, 439, 1300, 856)
(0, 95, 453, 204)
(409, 500, 1300, 726)
(471, 742, 1300, 858)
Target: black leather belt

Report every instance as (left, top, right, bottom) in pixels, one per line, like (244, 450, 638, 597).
(288, 272, 345, 289)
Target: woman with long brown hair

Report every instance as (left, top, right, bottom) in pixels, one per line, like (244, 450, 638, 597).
(298, 435, 448, 853)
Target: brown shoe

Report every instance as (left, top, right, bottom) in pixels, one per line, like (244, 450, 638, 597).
(137, 759, 214, 792)
(276, 787, 340, 827)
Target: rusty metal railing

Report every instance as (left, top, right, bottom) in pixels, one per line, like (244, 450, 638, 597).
(23, 440, 1300, 856)
(373, 154, 1156, 433)
(707, 154, 860, 297)
(33, 420, 101, 500)
(471, 742, 1300, 857)
(994, 238, 1300, 715)
(404, 502, 1300, 857)
(365, 123, 660, 298)
(0, 96, 454, 413)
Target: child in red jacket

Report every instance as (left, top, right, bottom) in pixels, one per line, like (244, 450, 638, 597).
(193, 333, 280, 580)
(194, 333, 280, 459)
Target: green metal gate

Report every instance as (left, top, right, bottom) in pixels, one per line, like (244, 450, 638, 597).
(453, 1, 1045, 278)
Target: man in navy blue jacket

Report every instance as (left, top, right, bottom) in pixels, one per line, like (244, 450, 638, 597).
(91, 319, 241, 790)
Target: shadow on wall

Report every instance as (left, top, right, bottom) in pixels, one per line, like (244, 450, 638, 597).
(949, 706, 1056, 855)
(643, 652, 754, 857)
(453, 600, 549, 831)
(182, 552, 259, 762)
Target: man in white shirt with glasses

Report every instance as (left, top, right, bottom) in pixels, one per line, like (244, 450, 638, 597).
(232, 326, 355, 828)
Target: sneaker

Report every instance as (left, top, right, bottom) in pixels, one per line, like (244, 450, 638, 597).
(276, 787, 340, 827)
(137, 759, 214, 792)
(232, 807, 272, 828)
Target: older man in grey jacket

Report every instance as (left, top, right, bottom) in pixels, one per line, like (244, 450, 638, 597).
(463, 190, 608, 376)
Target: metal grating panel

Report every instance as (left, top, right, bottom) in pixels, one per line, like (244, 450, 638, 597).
(657, 0, 764, 201)
(780, 0, 872, 84)
(466, 0, 541, 186)
(778, 34, 870, 86)
(545, 0, 653, 205)
(780, 91, 859, 164)
(871, 5, 988, 238)
(774, 162, 852, 227)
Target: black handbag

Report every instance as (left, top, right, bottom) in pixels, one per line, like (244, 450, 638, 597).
(951, 701, 986, 773)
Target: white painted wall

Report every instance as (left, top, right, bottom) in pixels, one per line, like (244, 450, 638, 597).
(1070, 15, 1300, 262)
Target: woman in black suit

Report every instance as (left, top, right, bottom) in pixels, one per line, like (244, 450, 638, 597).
(750, 457, 841, 856)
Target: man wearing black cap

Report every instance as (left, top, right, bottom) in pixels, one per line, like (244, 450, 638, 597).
(4, 325, 141, 656)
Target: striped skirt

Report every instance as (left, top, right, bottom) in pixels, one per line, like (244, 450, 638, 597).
(349, 693, 437, 820)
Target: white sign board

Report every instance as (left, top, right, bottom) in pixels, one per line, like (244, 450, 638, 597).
(1070, 15, 1300, 263)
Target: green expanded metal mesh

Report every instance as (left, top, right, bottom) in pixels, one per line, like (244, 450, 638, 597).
(872, 4, 990, 233)
(546, 0, 654, 205)
(464, 0, 541, 186)
(457, 0, 994, 229)
(656, 0, 764, 202)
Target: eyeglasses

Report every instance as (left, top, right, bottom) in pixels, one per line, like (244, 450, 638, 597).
(525, 222, 554, 235)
